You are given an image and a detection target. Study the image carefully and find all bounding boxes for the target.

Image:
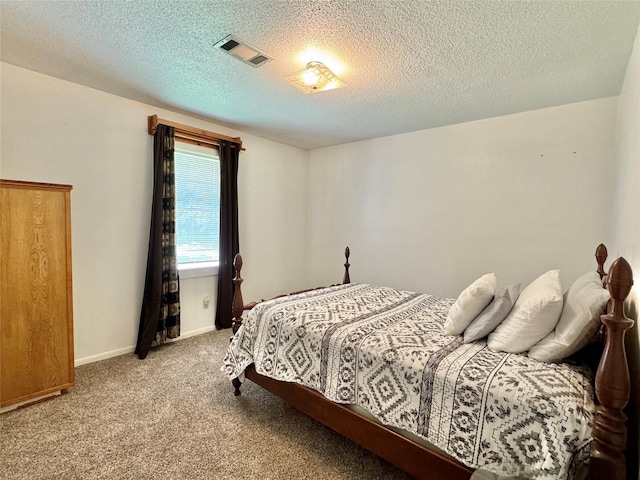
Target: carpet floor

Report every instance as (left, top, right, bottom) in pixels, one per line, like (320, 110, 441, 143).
(1, 329, 411, 479)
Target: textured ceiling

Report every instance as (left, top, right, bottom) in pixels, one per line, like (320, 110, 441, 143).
(1, 1, 639, 150)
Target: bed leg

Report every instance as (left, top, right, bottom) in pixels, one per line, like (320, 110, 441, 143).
(232, 378, 242, 396)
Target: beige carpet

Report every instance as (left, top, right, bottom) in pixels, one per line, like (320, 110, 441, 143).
(1, 329, 411, 480)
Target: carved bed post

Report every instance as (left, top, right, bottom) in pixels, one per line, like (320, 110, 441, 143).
(587, 257, 634, 480)
(343, 246, 351, 284)
(231, 254, 244, 396)
(231, 253, 245, 335)
(596, 243, 608, 281)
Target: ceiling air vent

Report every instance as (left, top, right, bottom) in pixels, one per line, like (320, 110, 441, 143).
(214, 35, 273, 68)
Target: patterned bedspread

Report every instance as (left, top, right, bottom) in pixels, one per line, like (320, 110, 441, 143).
(222, 284, 594, 479)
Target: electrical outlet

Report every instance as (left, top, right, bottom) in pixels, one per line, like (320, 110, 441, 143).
(203, 295, 211, 309)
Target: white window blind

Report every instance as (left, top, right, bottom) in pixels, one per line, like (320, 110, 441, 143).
(174, 146, 220, 265)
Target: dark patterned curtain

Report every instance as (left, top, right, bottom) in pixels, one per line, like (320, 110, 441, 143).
(136, 124, 181, 359)
(215, 140, 239, 329)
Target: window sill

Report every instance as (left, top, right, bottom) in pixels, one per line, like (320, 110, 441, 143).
(179, 262, 219, 279)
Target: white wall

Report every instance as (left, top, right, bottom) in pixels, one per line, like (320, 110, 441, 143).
(0, 63, 309, 364)
(613, 24, 640, 315)
(307, 98, 618, 298)
(611, 23, 640, 477)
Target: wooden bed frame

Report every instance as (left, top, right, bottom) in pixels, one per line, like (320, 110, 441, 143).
(229, 245, 635, 480)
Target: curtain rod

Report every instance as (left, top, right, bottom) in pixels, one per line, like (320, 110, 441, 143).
(147, 115, 245, 151)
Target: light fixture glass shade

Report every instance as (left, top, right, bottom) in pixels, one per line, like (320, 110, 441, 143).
(285, 61, 346, 94)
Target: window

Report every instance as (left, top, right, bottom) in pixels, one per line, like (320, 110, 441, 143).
(174, 143, 220, 278)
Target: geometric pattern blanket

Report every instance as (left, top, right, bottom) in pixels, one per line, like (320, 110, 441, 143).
(222, 284, 595, 479)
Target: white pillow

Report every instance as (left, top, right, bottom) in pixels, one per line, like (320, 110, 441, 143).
(444, 273, 496, 336)
(487, 270, 563, 353)
(463, 283, 521, 343)
(528, 271, 609, 362)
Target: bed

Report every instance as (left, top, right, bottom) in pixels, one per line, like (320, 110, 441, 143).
(222, 245, 634, 480)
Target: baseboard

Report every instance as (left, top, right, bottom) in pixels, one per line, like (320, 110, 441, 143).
(0, 391, 62, 414)
(74, 325, 217, 367)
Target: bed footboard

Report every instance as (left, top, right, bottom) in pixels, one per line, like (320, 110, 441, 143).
(230, 247, 351, 335)
(229, 247, 352, 394)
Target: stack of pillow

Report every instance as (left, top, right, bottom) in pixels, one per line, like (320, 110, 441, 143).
(443, 269, 610, 362)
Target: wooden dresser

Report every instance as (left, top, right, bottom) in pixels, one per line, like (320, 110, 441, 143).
(1, 180, 74, 411)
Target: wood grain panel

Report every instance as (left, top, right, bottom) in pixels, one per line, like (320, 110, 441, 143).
(1, 180, 74, 408)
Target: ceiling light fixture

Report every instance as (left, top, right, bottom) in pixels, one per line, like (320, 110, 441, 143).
(285, 61, 346, 94)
